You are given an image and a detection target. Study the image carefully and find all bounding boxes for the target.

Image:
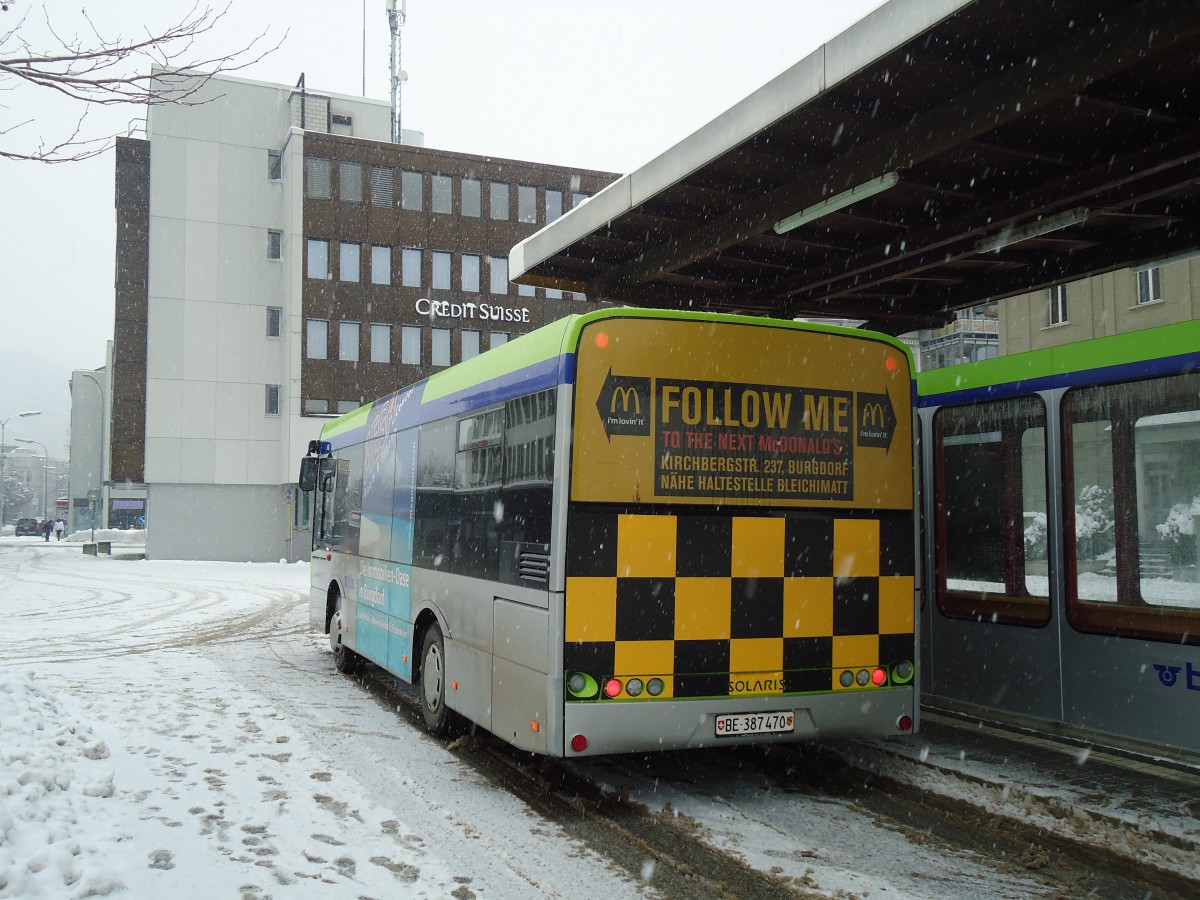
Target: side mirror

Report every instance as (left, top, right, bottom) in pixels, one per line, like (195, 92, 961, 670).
(298, 457, 319, 492)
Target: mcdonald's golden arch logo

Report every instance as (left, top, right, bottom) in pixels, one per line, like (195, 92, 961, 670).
(861, 401, 885, 428)
(611, 385, 642, 415)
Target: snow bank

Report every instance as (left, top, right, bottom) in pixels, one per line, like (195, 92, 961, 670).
(62, 529, 145, 545)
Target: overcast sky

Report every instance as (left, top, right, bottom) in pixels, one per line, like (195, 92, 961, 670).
(0, 0, 886, 458)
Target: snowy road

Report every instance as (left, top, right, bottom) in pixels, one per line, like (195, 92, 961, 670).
(3, 538, 1196, 899)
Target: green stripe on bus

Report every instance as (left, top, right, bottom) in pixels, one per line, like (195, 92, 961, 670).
(321, 402, 374, 440)
(917, 319, 1200, 396)
(420, 316, 583, 403)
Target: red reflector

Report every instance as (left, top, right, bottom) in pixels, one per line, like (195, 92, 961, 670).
(898, 715, 913, 732)
(885, 356, 899, 372)
(604, 678, 622, 698)
(570, 734, 588, 752)
(871, 668, 887, 686)
(595, 331, 609, 348)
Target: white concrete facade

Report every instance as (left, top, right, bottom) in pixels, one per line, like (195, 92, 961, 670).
(140, 73, 416, 561)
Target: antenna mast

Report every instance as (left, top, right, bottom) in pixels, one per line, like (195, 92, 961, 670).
(386, 0, 407, 144)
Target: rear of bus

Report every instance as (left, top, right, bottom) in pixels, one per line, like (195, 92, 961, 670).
(560, 312, 916, 755)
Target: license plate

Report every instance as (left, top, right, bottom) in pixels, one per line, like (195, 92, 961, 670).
(714, 711, 795, 737)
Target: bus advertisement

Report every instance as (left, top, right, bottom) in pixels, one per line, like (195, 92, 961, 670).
(300, 309, 917, 756)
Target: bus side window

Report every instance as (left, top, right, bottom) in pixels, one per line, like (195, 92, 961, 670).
(414, 420, 455, 569)
(933, 396, 1050, 626)
(1064, 372, 1200, 643)
(329, 447, 364, 554)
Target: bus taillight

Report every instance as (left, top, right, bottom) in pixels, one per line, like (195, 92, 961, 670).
(871, 667, 888, 686)
(604, 678, 622, 698)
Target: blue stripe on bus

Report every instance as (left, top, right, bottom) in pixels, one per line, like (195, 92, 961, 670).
(917, 351, 1200, 407)
(324, 353, 576, 451)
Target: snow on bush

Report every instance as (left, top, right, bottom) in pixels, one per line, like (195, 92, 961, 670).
(1156, 494, 1200, 543)
(1025, 486, 1114, 562)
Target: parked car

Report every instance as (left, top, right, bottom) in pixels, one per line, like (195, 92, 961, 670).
(15, 518, 40, 536)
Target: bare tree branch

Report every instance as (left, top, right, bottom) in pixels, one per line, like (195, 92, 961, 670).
(0, 1, 284, 163)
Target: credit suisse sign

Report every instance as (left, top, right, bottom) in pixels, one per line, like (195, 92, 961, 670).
(415, 297, 531, 323)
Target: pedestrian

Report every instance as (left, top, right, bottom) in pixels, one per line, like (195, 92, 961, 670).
(54, 518, 64, 541)
(42, 519, 51, 542)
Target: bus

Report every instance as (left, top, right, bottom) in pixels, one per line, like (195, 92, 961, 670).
(918, 319, 1200, 753)
(299, 308, 918, 756)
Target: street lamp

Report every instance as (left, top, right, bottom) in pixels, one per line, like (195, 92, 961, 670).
(1, 410, 42, 528)
(16, 438, 50, 520)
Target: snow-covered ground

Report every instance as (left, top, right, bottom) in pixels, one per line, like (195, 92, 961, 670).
(1, 539, 651, 899)
(2, 537, 1195, 898)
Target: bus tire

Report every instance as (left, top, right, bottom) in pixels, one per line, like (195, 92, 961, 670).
(329, 595, 361, 675)
(420, 623, 451, 737)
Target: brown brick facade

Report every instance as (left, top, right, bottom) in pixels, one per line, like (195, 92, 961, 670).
(111, 137, 151, 483)
(300, 134, 617, 413)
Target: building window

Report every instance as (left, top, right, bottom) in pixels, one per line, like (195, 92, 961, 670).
(370, 165, 394, 207)
(336, 400, 359, 415)
(1136, 267, 1162, 305)
(518, 185, 536, 223)
(462, 178, 481, 217)
(432, 328, 451, 366)
(266, 306, 282, 338)
(402, 248, 422, 288)
(339, 242, 360, 282)
(546, 287, 563, 299)
(1048, 284, 1068, 326)
(490, 332, 509, 348)
(265, 384, 281, 416)
(490, 182, 509, 220)
(339, 322, 360, 362)
(462, 254, 480, 292)
(340, 161, 362, 203)
(306, 158, 331, 199)
(432, 175, 452, 214)
(488, 256, 508, 295)
(401, 170, 423, 210)
(572, 191, 590, 208)
(371, 245, 392, 285)
(432, 251, 451, 290)
(401, 325, 422, 365)
(304, 398, 329, 415)
(370, 324, 391, 363)
(461, 329, 480, 360)
(546, 189, 562, 223)
(267, 230, 282, 260)
(518, 283, 535, 298)
(307, 239, 330, 279)
(306, 319, 328, 359)
(267, 151, 282, 181)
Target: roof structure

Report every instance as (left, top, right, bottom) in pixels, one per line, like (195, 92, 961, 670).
(511, 0, 1200, 334)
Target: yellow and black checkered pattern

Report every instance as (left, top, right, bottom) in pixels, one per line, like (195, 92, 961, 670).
(564, 512, 915, 699)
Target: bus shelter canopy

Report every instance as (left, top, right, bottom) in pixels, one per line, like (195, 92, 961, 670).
(510, 0, 1200, 334)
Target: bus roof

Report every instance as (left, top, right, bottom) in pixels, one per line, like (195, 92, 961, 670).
(917, 319, 1200, 406)
(321, 309, 914, 446)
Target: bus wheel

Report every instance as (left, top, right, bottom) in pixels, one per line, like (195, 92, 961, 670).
(329, 597, 361, 675)
(420, 623, 451, 737)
